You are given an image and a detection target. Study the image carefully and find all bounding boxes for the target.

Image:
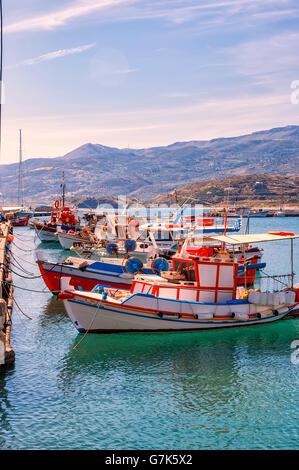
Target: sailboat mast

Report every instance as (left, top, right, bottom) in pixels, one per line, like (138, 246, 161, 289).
(17, 129, 24, 206)
(62, 171, 65, 208)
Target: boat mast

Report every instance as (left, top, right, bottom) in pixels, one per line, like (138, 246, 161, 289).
(62, 171, 65, 208)
(17, 129, 24, 206)
(291, 238, 294, 288)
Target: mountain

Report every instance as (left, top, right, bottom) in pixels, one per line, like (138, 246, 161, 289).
(153, 174, 299, 207)
(1, 125, 299, 204)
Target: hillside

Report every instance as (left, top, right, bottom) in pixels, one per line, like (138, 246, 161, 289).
(1, 125, 299, 203)
(153, 174, 299, 207)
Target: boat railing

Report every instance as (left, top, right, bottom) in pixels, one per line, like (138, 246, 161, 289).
(257, 271, 293, 291)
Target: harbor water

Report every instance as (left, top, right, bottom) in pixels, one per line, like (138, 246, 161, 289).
(0, 218, 298, 450)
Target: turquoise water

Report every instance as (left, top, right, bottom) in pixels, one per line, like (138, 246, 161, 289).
(0, 218, 298, 450)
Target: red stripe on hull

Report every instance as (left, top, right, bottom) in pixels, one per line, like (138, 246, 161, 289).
(11, 215, 30, 226)
(37, 262, 131, 293)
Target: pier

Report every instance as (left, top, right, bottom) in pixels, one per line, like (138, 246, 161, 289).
(0, 222, 14, 365)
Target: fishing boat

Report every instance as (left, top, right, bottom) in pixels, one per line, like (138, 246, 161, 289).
(58, 232, 297, 333)
(37, 250, 170, 293)
(1, 204, 32, 226)
(6, 212, 30, 226)
(247, 209, 270, 217)
(37, 239, 261, 294)
(34, 203, 80, 243)
(69, 215, 242, 258)
(56, 229, 93, 250)
(33, 172, 82, 243)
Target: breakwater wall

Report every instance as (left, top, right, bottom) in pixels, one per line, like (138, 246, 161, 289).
(0, 222, 14, 365)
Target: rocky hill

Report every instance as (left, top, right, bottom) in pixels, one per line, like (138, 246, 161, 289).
(153, 174, 299, 207)
(1, 125, 298, 203)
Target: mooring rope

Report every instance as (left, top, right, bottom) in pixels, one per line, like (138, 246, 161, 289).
(72, 298, 104, 350)
(9, 256, 35, 276)
(11, 241, 36, 253)
(1, 279, 52, 294)
(8, 259, 62, 280)
(13, 295, 33, 320)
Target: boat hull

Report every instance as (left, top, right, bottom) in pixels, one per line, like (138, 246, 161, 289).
(34, 224, 58, 242)
(62, 289, 290, 333)
(10, 214, 30, 226)
(37, 259, 153, 293)
(57, 232, 91, 250)
(34, 223, 81, 243)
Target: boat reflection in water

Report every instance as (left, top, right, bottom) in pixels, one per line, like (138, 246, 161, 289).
(38, 297, 68, 328)
(55, 320, 298, 441)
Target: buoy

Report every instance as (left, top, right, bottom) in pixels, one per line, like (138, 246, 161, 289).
(231, 312, 249, 321)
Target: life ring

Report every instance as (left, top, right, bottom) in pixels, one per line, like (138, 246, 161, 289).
(54, 200, 60, 209)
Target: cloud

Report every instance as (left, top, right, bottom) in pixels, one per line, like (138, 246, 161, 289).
(3, 91, 298, 161)
(4, 0, 296, 33)
(5, 43, 96, 69)
(115, 68, 138, 74)
(4, 0, 137, 33)
(227, 31, 299, 88)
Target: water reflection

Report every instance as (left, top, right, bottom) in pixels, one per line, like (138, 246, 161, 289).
(57, 320, 298, 399)
(52, 320, 299, 449)
(38, 297, 67, 328)
(0, 366, 14, 448)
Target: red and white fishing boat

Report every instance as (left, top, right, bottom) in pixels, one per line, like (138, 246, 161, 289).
(37, 240, 262, 294)
(8, 213, 30, 227)
(34, 199, 80, 243)
(37, 251, 169, 293)
(59, 232, 298, 333)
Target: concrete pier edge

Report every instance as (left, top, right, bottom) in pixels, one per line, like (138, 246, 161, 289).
(0, 221, 15, 365)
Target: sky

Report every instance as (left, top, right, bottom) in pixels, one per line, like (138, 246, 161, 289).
(1, 0, 299, 163)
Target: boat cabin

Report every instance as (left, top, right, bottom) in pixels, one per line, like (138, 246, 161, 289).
(131, 247, 239, 303)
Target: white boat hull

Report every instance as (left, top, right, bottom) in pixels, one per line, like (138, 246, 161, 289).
(62, 289, 291, 333)
(34, 225, 58, 242)
(57, 232, 91, 250)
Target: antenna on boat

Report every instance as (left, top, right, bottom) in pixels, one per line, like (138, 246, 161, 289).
(17, 129, 24, 207)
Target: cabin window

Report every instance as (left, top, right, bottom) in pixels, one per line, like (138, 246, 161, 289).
(153, 230, 172, 241)
(181, 261, 188, 279)
(173, 260, 196, 281)
(174, 260, 181, 273)
(188, 264, 196, 281)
